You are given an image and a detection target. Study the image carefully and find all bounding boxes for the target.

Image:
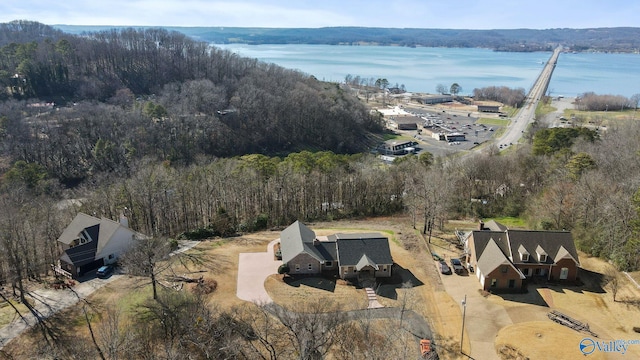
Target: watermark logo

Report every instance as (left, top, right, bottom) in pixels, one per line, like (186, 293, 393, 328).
(579, 337, 640, 355)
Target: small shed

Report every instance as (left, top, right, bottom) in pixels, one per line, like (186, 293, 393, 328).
(478, 105, 500, 113)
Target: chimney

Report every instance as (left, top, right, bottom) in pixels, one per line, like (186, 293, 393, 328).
(479, 220, 485, 231)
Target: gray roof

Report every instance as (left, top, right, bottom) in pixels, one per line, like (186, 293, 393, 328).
(483, 220, 508, 232)
(316, 241, 337, 262)
(470, 230, 510, 261)
(471, 222, 580, 272)
(476, 238, 524, 279)
(58, 213, 144, 266)
(279, 223, 392, 268)
(335, 234, 392, 267)
(507, 230, 579, 265)
(280, 221, 326, 264)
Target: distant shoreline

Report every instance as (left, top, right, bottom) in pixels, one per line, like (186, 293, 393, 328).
(53, 25, 640, 54)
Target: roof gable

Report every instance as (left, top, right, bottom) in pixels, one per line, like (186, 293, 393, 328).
(57, 213, 101, 245)
(356, 254, 379, 271)
(280, 221, 326, 263)
(554, 245, 580, 265)
(476, 239, 525, 279)
(59, 213, 145, 265)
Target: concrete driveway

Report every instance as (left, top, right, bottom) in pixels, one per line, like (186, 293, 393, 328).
(236, 239, 281, 303)
(439, 270, 512, 360)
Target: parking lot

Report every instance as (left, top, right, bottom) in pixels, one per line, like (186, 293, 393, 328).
(385, 105, 506, 157)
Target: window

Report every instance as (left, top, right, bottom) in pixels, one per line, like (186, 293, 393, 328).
(108, 254, 115, 260)
(522, 268, 529, 276)
(521, 253, 529, 262)
(534, 268, 541, 275)
(501, 266, 508, 273)
(508, 279, 515, 288)
(490, 279, 497, 287)
(539, 254, 547, 262)
(325, 261, 332, 267)
(295, 264, 300, 272)
(308, 264, 313, 271)
(560, 267, 569, 280)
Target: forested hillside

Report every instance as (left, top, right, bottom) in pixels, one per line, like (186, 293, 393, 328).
(0, 20, 382, 183)
(1, 19, 640, 299)
(57, 25, 640, 53)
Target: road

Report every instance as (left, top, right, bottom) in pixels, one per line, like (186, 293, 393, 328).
(497, 46, 562, 149)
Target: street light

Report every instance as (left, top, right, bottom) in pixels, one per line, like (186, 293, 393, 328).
(460, 294, 467, 354)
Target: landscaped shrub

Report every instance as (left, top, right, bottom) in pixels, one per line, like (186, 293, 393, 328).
(278, 264, 290, 274)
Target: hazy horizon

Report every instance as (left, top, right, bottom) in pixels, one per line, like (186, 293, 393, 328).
(2, 1, 639, 30)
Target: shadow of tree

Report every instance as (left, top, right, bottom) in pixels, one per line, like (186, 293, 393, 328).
(577, 267, 608, 294)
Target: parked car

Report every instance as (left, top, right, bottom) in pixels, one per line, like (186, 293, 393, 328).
(450, 258, 464, 274)
(439, 260, 452, 275)
(96, 264, 114, 278)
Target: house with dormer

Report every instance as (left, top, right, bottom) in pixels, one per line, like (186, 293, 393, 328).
(55, 213, 147, 279)
(279, 221, 393, 280)
(466, 220, 580, 292)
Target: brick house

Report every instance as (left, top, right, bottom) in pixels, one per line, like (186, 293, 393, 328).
(466, 220, 580, 292)
(279, 221, 393, 280)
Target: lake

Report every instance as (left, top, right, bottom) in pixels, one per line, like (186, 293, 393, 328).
(215, 44, 640, 98)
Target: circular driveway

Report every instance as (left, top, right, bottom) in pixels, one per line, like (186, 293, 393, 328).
(236, 239, 281, 303)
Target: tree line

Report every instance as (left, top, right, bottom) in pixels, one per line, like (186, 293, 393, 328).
(57, 25, 640, 53)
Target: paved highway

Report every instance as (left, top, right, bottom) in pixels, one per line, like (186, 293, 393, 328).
(497, 46, 562, 149)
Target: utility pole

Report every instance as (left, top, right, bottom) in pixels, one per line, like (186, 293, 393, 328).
(460, 294, 467, 354)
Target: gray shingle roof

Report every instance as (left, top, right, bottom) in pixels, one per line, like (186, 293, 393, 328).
(476, 238, 524, 279)
(471, 222, 580, 272)
(279, 223, 393, 268)
(507, 230, 578, 265)
(280, 221, 326, 264)
(335, 234, 392, 267)
(58, 213, 145, 266)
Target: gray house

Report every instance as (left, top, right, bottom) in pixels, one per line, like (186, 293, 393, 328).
(280, 221, 393, 280)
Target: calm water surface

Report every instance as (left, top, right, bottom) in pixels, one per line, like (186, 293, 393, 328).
(215, 44, 640, 97)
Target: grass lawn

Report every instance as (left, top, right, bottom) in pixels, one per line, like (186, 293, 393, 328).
(477, 118, 510, 126)
(562, 109, 636, 126)
(535, 101, 557, 118)
(486, 216, 528, 228)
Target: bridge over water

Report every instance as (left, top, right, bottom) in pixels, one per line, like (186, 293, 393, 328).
(498, 46, 561, 148)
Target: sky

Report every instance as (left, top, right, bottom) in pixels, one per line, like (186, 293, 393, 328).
(1, 0, 639, 29)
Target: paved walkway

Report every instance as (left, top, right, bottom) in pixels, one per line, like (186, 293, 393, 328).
(365, 287, 384, 308)
(236, 239, 281, 303)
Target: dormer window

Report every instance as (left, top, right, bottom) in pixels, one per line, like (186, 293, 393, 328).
(536, 245, 548, 263)
(518, 244, 529, 262)
(70, 229, 93, 248)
